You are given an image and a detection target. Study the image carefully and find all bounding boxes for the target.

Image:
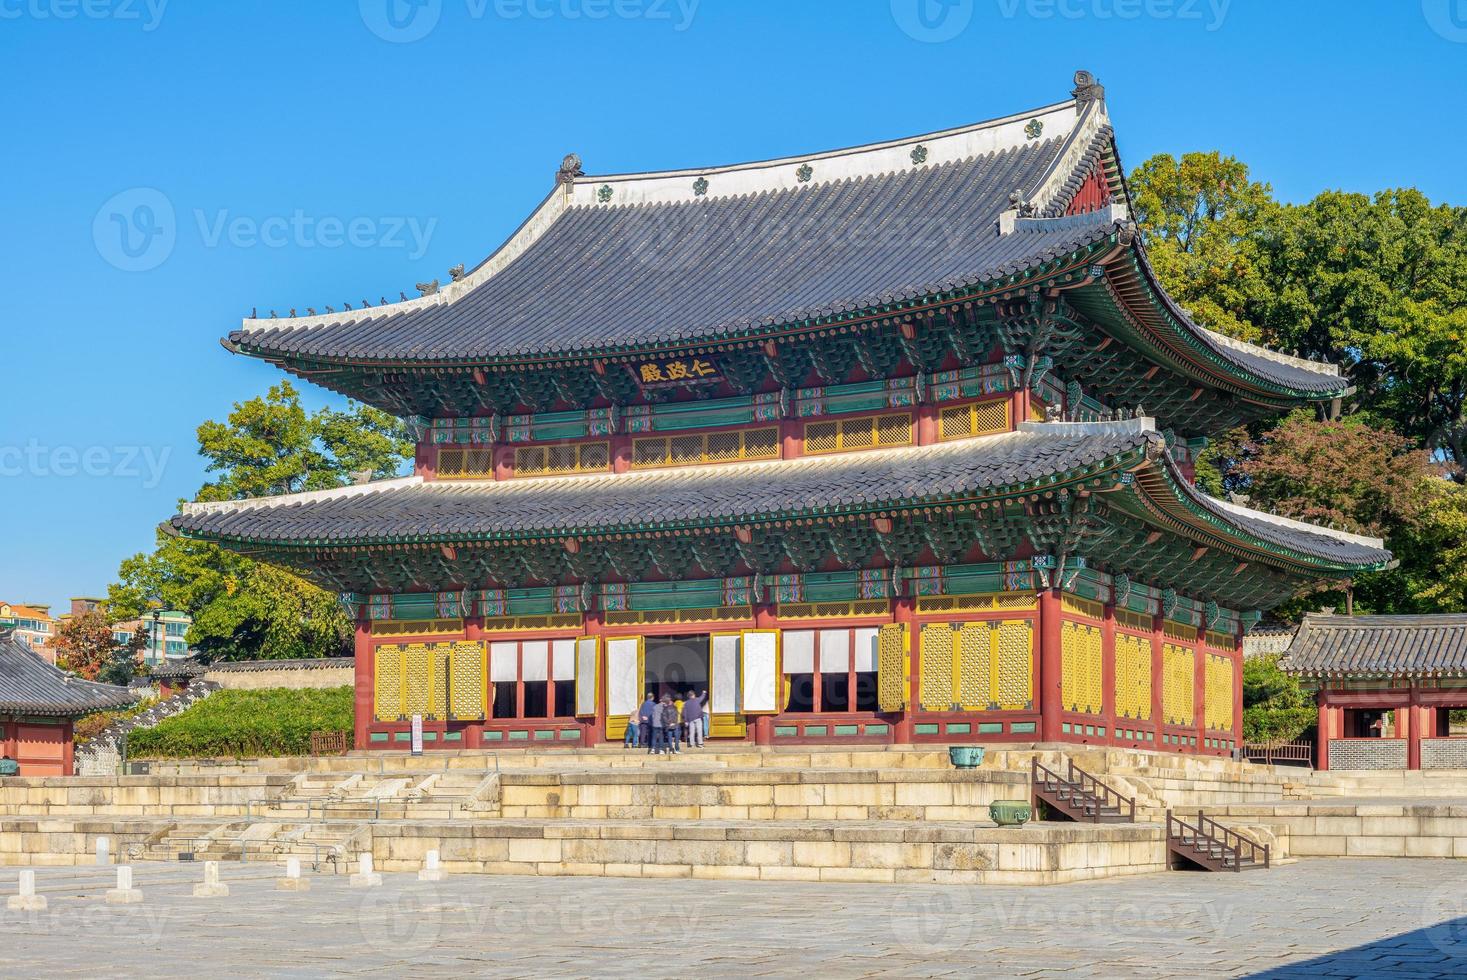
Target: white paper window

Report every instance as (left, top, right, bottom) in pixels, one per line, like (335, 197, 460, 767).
(711, 633, 741, 715)
(741, 631, 779, 714)
(521, 640, 549, 682)
(782, 630, 815, 674)
(490, 642, 519, 682)
(854, 628, 879, 673)
(607, 638, 640, 716)
(551, 639, 576, 681)
(819, 629, 851, 673)
(575, 638, 598, 717)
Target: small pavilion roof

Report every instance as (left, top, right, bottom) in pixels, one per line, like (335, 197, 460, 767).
(1281, 614, 1467, 680)
(0, 631, 136, 717)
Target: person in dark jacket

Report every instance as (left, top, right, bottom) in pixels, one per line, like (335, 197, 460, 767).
(682, 689, 709, 748)
(658, 694, 680, 754)
(639, 694, 657, 753)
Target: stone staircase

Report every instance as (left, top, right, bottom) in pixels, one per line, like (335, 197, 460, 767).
(74, 681, 221, 777)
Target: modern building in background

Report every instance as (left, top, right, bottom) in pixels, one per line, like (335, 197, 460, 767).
(0, 602, 57, 663)
(110, 610, 195, 667)
(167, 73, 1390, 755)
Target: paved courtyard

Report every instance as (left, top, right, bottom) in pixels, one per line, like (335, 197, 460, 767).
(1, 859, 1464, 977)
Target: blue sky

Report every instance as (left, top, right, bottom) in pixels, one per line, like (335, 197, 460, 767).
(0, 0, 1463, 613)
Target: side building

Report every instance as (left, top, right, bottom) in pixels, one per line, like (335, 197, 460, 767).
(164, 72, 1390, 756)
(0, 628, 135, 775)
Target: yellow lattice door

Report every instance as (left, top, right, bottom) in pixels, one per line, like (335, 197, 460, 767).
(374, 644, 403, 721)
(1114, 633, 1152, 721)
(427, 644, 450, 719)
(918, 624, 954, 710)
(877, 624, 908, 712)
(957, 623, 989, 709)
(402, 643, 433, 719)
(994, 619, 1033, 710)
(1163, 644, 1195, 726)
(1205, 654, 1234, 732)
(1060, 622, 1104, 715)
(448, 641, 487, 720)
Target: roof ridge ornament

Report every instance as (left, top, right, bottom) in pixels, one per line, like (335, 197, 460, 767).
(1071, 70, 1104, 106)
(557, 153, 584, 185)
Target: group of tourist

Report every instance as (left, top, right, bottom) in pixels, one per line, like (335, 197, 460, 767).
(624, 690, 709, 753)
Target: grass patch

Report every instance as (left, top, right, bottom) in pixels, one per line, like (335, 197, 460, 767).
(126, 687, 354, 759)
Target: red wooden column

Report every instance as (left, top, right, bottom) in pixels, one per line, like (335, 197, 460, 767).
(1101, 602, 1117, 744)
(1149, 614, 1165, 747)
(916, 404, 938, 446)
(584, 609, 607, 746)
(62, 720, 75, 776)
(1038, 589, 1063, 742)
(893, 596, 916, 743)
(779, 418, 802, 459)
(611, 433, 632, 474)
(414, 443, 437, 479)
(1316, 698, 1331, 771)
(353, 619, 373, 751)
(752, 602, 777, 746)
(1405, 701, 1421, 770)
(494, 444, 514, 481)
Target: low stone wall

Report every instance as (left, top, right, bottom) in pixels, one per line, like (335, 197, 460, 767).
(1207, 801, 1467, 859)
(369, 819, 1169, 885)
(203, 663, 355, 691)
(0, 774, 293, 819)
(496, 768, 1029, 822)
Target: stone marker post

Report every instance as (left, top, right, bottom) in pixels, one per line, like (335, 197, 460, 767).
(106, 865, 143, 905)
(277, 856, 311, 892)
(419, 848, 445, 882)
(7, 869, 47, 911)
(96, 838, 111, 866)
(193, 860, 230, 898)
(350, 852, 382, 888)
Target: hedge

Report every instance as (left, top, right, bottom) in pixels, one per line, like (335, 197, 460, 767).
(126, 687, 354, 759)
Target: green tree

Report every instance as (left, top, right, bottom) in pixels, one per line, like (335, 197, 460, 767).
(50, 610, 128, 682)
(110, 385, 412, 662)
(1128, 151, 1277, 342)
(1241, 654, 1314, 744)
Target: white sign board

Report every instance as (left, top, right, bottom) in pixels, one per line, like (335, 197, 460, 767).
(410, 714, 424, 755)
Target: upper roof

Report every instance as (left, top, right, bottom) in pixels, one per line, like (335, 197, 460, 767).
(224, 72, 1345, 416)
(0, 603, 53, 622)
(0, 630, 136, 716)
(1280, 613, 1467, 679)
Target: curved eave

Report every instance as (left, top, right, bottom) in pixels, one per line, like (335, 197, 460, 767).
(1125, 453, 1391, 577)
(1096, 243, 1351, 405)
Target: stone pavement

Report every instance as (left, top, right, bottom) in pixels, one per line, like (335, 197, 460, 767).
(0, 859, 1463, 977)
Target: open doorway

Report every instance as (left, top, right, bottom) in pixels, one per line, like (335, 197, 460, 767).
(644, 634, 709, 701)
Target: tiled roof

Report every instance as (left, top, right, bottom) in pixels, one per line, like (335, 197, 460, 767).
(206, 657, 354, 673)
(0, 631, 136, 716)
(1281, 614, 1467, 679)
(165, 422, 1390, 570)
(223, 81, 1341, 402)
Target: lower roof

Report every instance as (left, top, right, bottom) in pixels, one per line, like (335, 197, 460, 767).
(167, 420, 1389, 574)
(1281, 614, 1467, 679)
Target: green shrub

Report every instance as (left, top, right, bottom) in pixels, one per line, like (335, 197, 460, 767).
(1241, 653, 1315, 745)
(126, 687, 354, 759)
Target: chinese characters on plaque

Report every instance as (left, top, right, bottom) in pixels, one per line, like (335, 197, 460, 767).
(629, 356, 722, 388)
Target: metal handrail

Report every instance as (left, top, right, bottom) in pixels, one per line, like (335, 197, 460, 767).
(1166, 810, 1270, 871)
